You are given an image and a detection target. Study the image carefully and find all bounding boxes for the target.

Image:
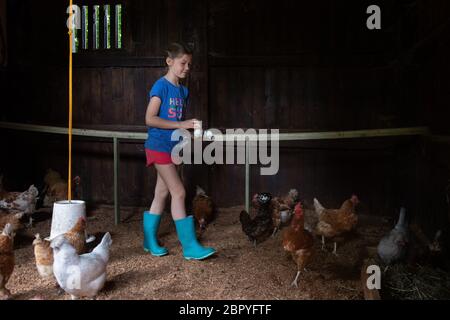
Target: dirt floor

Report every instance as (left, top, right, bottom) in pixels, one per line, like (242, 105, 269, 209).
(7, 205, 391, 300)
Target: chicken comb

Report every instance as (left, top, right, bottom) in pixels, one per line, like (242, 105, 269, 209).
(294, 202, 303, 213)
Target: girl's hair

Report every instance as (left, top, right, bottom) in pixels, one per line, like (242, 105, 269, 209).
(166, 42, 193, 59)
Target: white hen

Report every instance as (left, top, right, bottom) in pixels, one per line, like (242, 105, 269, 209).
(51, 232, 112, 300)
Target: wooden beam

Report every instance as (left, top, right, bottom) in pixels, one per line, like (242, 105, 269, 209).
(203, 127, 430, 141)
(0, 121, 430, 141)
(277, 127, 430, 141)
(429, 135, 450, 144)
(0, 121, 147, 140)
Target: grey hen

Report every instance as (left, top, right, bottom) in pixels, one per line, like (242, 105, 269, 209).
(377, 207, 409, 265)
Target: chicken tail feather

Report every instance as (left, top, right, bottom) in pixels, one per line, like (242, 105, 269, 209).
(2, 223, 14, 237)
(92, 232, 112, 262)
(313, 198, 325, 216)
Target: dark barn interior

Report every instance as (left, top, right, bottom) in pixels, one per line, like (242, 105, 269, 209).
(0, 0, 450, 300)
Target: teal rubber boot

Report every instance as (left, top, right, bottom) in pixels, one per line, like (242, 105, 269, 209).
(143, 212, 168, 256)
(174, 216, 216, 260)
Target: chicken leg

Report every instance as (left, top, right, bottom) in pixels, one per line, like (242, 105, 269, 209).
(332, 242, 338, 256)
(55, 284, 65, 295)
(271, 227, 278, 237)
(321, 236, 326, 251)
(291, 270, 301, 288)
(0, 288, 11, 300)
(27, 216, 34, 228)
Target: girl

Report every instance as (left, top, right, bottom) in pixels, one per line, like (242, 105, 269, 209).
(143, 42, 216, 260)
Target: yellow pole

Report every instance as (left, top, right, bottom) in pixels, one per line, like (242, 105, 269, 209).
(68, 0, 73, 201)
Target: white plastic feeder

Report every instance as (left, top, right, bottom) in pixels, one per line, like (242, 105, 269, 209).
(46, 200, 95, 243)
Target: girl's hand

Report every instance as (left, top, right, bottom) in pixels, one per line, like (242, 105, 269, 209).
(178, 119, 198, 130)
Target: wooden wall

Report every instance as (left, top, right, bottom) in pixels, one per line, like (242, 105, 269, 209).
(0, 0, 6, 66)
(415, 0, 450, 232)
(0, 0, 6, 99)
(1, 0, 449, 226)
(417, 0, 450, 134)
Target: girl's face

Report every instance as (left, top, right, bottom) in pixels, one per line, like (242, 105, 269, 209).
(167, 54, 192, 79)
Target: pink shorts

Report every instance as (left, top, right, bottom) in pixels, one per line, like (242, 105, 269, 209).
(145, 149, 173, 166)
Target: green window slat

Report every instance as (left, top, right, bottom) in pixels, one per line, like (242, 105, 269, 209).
(82, 6, 89, 50)
(93, 5, 100, 50)
(104, 4, 111, 49)
(115, 4, 122, 49)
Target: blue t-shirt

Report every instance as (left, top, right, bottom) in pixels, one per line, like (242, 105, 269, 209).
(145, 77, 189, 153)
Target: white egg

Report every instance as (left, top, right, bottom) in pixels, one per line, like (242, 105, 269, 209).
(204, 130, 214, 141)
(194, 128, 203, 139)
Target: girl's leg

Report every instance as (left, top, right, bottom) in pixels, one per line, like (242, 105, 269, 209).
(154, 164, 186, 220)
(149, 172, 170, 214)
(143, 172, 170, 256)
(155, 163, 215, 260)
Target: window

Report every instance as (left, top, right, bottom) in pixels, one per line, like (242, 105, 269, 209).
(73, 3, 123, 52)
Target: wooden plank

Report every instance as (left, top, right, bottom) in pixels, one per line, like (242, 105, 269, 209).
(208, 54, 391, 67)
(91, 69, 102, 124)
(73, 56, 165, 67)
(167, 0, 179, 43)
(0, 0, 6, 66)
(209, 65, 411, 132)
(101, 68, 113, 123)
(111, 68, 124, 100)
